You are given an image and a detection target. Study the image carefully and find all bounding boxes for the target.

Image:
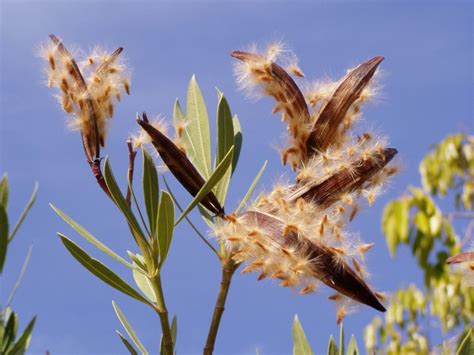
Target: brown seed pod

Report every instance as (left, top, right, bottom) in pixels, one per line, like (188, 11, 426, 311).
(306, 56, 384, 155)
(239, 211, 386, 312)
(137, 113, 224, 216)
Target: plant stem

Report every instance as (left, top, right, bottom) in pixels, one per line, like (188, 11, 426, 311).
(126, 140, 137, 206)
(203, 257, 239, 355)
(151, 272, 174, 355)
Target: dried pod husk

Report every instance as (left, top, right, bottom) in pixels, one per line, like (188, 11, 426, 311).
(239, 211, 385, 312)
(137, 113, 224, 216)
(447, 252, 474, 264)
(288, 148, 397, 206)
(231, 50, 311, 167)
(48, 34, 101, 162)
(306, 56, 384, 155)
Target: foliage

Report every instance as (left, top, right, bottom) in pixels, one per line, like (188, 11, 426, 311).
(43, 36, 399, 354)
(292, 316, 361, 355)
(50, 74, 260, 354)
(365, 134, 474, 354)
(0, 175, 38, 354)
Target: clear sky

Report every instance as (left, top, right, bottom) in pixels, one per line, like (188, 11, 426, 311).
(1, 1, 473, 354)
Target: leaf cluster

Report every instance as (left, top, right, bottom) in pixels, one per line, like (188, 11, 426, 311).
(0, 175, 38, 354)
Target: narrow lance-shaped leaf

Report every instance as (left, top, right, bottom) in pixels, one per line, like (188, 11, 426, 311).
(185, 75, 212, 178)
(327, 335, 339, 355)
(0, 175, 9, 208)
(103, 158, 150, 256)
(292, 315, 313, 355)
(175, 146, 234, 225)
(171, 315, 178, 350)
(2, 312, 18, 353)
(173, 99, 185, 128)
(9, 182, 38, 242)
(346, 335, 359, 355)
(235, 160, 267, 213)
(127, 251, 147, 272)
(8, 316, 36, 355)
(132, 254, 157, 302)
(137, 114, 223, 216)
(5, 245, 33, 308)
(160, 315, 178, 354)
(232, 115, 243, 174)
(0, 205, 9, 274)
(51, 204, 132, 269)
(215, 93, 235, 205)
(59, 234, 151, 305)
(112, 301, 149, 355)
(142, 147, 159, 235)
(157, 191, 174, 266)
(306, 56, 384, 155)
(456, 328, 473, 355)
(117, 330, 139, 355)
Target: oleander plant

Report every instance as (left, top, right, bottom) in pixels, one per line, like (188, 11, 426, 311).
(39, 34, 471, 354)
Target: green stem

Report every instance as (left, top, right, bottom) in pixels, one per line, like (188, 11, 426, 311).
(203, 257, 239, 355)
(151, 272, 174, 355)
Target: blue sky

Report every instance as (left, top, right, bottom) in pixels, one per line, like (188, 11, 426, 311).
(1, 1, 473, 354)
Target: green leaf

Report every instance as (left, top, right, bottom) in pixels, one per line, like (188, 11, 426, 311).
(0, 205, 9, 273)
(214, 93, 234, 205)
(127, 251, 148, 272)
(175, 146, 234, 225)
(346, 335, 359, 355)
(142, 147, 159, 235)
(457, 328, 473, 355)
(327, 335, 339, 355)
(5, 245, 33, 309)
(103, 158, 149, 252)
(132, 254, 156, 302)
(382, 199, 410, 256)
(2, 311, 18, 353)
(0, 174, 9, 208)
(292, 315, 313, 355)
(232, 115, 242, 174)
(51, 204, 132, 269)
(9, 182, 38, 242)
(59, 234, 150, 305)
(8, 316, 36, 355)
(163, 177, 219, 256)
(117, 330, 139, 355)
(161, 315, 178, 354)
(171, 315, 177, 350)
(157, 191, 174, 266)
(236, 160, 267, 213)
(184, 75, 212, 179)
(339, 323, 344, 355)
(112, 301, 149, 355)
(173, 99, 185, 130)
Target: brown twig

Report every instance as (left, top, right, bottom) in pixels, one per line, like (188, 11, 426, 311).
(90, 159, 110, 197)
(126, 140, 137, 206)
(203, 257, 239, 355)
